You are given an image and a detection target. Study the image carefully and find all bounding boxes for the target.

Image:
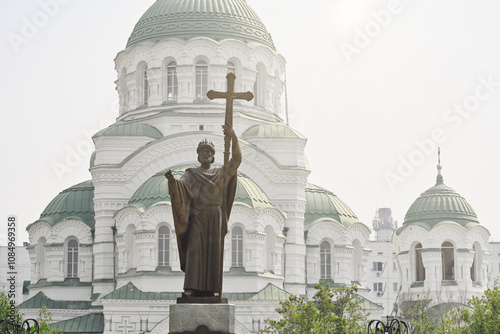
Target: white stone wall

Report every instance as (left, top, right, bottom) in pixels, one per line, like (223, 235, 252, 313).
(394, 222, 490, 307)
(365, 240, 398, 315)
(0, 246, 31, 304)
(114, 39, 286, 118)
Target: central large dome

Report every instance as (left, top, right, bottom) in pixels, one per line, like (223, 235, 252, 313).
(126, 0, 275, 49)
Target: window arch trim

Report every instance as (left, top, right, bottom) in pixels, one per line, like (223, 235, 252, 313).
(441, 241, 455, 281)
(320, 240, 332, 280)
(66, 238, 79, 278)
(195, 59, 209, 101)
(165, 60, 178, 102)
(158, 225, 171, 267)
(231, 225, 244, 268)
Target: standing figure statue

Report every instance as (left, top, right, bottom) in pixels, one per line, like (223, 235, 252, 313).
(165, 125, 241, 299)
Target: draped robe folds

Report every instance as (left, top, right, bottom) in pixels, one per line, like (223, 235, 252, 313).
(168, 165, 237, 293)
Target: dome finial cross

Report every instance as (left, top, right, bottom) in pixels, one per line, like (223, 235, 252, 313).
(437, 147, 442, 174)
(436, 147, 444, 184)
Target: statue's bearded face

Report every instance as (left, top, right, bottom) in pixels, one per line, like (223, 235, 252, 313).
(198, 148, 215, 164)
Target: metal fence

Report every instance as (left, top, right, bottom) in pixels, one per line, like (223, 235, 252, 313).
(367, 317, 409, 334)
(0, 318, 39, 334)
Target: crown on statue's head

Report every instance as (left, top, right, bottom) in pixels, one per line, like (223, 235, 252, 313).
(197, 139, 215, 154)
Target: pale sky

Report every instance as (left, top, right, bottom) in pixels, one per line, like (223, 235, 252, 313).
(1, 0, 499, 245)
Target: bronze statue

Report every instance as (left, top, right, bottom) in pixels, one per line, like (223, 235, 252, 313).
(165, 126, 241, 298)
(166, 73, 252, 301)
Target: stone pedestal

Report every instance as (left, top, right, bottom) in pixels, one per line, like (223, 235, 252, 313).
(169, 303, 235, 334)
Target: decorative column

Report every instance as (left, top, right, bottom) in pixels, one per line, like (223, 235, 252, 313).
(176, 65, 193, 103)
(245, 231, 266, 273)
(146, 67, 162, 106)
(135, 231, 156, 272)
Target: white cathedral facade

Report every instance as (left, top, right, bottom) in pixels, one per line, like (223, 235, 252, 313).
(18, 1, 495, 333)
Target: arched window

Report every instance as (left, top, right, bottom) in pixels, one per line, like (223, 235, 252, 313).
(227, 61, 236, 75)
(320, 241, 332, 280)
(253, 74, 259, 106)
(442, 241, 455, 281)
(254, 64, 266, 107)
(166, 61, 178, 101)
(226, 61, 236, 91)
(231, 226, 243, 267)
(67, 239, 78, 278)
(195, 61, 208, 100)
(120, 68, 129, 112)
(352, 239, 362, 281)
(36, 238, 47, 281)
(124, 225, 137, 270)
(471, 243, 481, 282)
(141, 65, 149, 105)
(415, 243, 425, 282)
(158, 226, 170, 266)
(265, 226, 276, 273)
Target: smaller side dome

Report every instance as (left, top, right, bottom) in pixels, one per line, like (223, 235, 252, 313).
(128, 166, 275, 212)
(404, 182, 478, 224)
(234, 173, 274, 211)
(29, 181, 95, 229)
(93, 122, 163, 139)
(305, 184, 360, 229)
(242, 124, 306, 140)
(396, 165, 479, 235)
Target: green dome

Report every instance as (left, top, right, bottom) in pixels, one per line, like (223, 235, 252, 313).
(93, 122, 163, 139)
(128, 166, 275, 211)
(126, 0, 275, 50)
(242, 124, 306, 140)
(397, 172, 479, 234)
(29, 181, 95, 229)
(304, 184, 360, 230)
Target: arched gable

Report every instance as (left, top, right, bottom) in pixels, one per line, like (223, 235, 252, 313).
(52, 220, 93, 244)
(27, 221, 52, 244)
(259, 208, 285, 236)
(306, 219, 347, 246)
(346, 222, 371, 244)
(92, 132, 289, 204)
(115, 207, 142, 235)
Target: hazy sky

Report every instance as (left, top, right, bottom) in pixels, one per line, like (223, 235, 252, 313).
(1, 0, 499, 245)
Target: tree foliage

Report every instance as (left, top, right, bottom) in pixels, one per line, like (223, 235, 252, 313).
(263, 284, 367, 334)
(0, 289, 61, 334)
(458, 280, 500, 334)
(399, 295, 439, 334)
(398, 282, 500, 334)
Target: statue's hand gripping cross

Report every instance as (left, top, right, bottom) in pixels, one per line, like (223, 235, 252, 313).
(207, 72, 253, 165)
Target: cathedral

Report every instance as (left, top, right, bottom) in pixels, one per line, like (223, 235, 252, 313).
(17, 1, 493, 333)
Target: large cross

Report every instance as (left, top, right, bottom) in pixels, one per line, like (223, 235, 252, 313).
(207, 72, 253, 165)
(206, 73, 253, 300)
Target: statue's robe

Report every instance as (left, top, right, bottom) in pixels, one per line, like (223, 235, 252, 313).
(168, 165, 237, 293)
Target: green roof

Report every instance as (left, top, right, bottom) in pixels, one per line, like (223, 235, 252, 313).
(397, 172, 479, 235)
(126, 0, 275, 50)
(128, 165, 276, 212)
(234, 173, 275, 211)
(242, 124, 306, 140)
(223, 283, 290, 301)
(103, 282, 289, 302)
(357, 294, 384, 311)
(102, 282, 180, 301)
(52, 313, 104, 334)
(18, 292, 91, 310)
(93, 122, 163, 139)
(304, 184, 360, 229)
(28, 180, 94, 230)
(27, 278, 92, 289)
